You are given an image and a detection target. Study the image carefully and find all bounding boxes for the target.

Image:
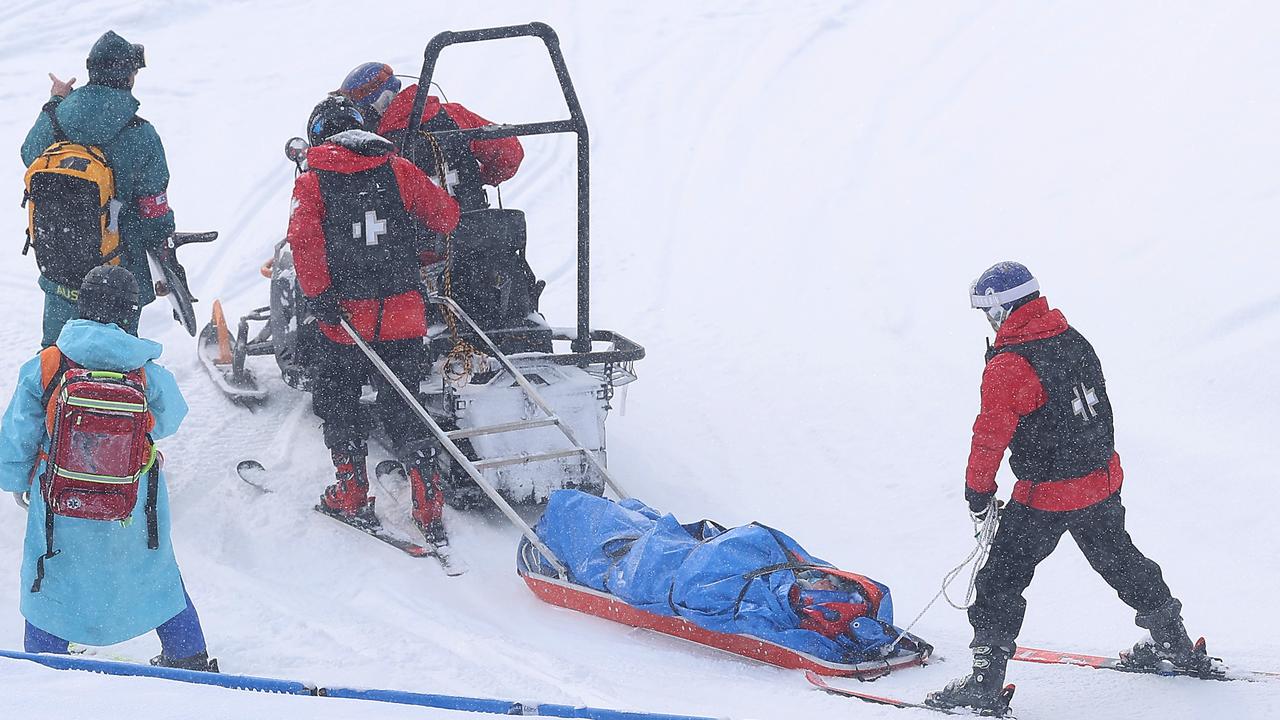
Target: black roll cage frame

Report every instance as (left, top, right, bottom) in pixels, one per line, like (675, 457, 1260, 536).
(402, 22, 599, 356)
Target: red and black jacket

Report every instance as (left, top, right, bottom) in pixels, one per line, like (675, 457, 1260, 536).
(378, 85, 524, 211)
(965, 297, 1123, 512)
(287, 131, 460, 344)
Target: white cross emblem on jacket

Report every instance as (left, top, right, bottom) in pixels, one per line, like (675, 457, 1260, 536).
(352, 210, 387, 246)
(1072, 383, 1100, 421)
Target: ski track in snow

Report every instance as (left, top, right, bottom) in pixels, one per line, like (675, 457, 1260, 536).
(0, 2, 1278, 719)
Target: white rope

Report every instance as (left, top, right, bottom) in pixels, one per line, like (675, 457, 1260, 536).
(886, 502, 1000, 652)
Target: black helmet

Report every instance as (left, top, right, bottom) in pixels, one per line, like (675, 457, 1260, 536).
(78, 265, 140, 327)
(307, 94, 366, 146)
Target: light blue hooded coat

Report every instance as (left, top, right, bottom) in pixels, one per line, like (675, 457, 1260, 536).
(0, 320, 188, 645)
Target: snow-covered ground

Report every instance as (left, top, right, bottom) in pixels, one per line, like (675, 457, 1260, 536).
(1, 2, 1278, 718)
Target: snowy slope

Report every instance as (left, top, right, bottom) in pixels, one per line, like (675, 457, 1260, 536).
(1, 2, 1278, 718)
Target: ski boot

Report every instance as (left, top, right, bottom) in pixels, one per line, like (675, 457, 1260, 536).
(151, 651, 220, 673)
(319, 441, 378, 529)
(926, 643, 1015, 716)
(406, 448, 448, 547)
(1123, 601, 1224, 678)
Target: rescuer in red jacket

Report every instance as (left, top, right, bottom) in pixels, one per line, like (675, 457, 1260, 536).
(286, 94, 460, 546)
(927, 262, 1217, 714)
(338, 62, 524, 213)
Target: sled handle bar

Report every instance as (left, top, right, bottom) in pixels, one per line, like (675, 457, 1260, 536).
(406, 22, 594, 355)
(337, 316, 570, 579)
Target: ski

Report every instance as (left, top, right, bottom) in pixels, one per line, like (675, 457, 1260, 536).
(239, 458, 464, 574)
(805, 670, 1015, 717)
(236, 459, 272, 493)
(314, 503, 438, 559)
(69, 644, 221, 672)
(373, 459, 468, 577)
(68, 644, 141, 664)
(1013, 641, 1274, 682)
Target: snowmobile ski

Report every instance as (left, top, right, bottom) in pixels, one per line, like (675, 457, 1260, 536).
(1013, 640, 1272, 682)
(236, 459, 273, 493)
(805, 671, 1015, 717)
(147, 231, 216, 336)
(198, 301, 267, 404)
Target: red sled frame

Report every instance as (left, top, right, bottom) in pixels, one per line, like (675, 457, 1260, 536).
(519, 569, 932, 679)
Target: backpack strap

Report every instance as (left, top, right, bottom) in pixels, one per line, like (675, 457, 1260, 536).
(144, 447, 159, 550)
(31, 348, 71, 594)
(30, 500, 58, 593)
(42, 99, 68, 144)
(39, 348, 71, 436)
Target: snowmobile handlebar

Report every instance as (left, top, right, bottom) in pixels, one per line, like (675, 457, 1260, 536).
(407, 22, 594, 354)
(169, 231, 218, 250)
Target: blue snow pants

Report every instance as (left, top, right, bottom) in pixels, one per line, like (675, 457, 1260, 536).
(24, 589, 207, 659)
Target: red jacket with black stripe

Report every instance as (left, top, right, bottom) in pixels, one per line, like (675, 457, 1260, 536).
(377, 85, 524, 186)
(287, 133, 459, 344)
(966, 297, 1123, 512)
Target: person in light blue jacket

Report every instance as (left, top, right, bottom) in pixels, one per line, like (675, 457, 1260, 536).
(0, 266, 215, 671)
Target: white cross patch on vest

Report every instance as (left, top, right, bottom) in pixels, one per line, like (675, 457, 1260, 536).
(430, 162, 461, 197)
(1072, 383, 1100, 421)
(351, 210, 387, 246)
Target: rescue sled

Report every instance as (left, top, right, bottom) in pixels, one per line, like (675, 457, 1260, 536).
(516, 492, 933, 679)
(518, 569, 932, 678)
(198, 23, 644, 506)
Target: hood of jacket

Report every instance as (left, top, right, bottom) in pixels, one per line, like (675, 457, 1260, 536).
(51, 84, 140, 146)
(993, 296, 1070, 348)
(377, 84, 441, 134)
(55, 319, 162, 371)
(305, 130, 396, 173)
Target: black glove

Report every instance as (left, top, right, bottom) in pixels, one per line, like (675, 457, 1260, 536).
(965, 487, 997, 520)
(307, 291, 343, 324)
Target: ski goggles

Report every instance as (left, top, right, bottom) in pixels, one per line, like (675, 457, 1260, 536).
(968, 278, 1039, 310)
(970, 278, 1038, 330)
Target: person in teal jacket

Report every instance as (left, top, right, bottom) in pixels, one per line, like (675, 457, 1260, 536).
(0, 266, 215, 671)
(21, 30, 176, 347)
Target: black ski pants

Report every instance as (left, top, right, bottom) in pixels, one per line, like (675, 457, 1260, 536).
(312, 335, 427, 452)
(968, 494, 1177, 648)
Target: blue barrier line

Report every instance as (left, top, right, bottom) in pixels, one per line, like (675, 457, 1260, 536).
(0, 649, 722, 720)
(0, 649, 316, 695)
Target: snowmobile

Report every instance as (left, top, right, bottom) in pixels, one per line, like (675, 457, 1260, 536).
(199, 23, 644, 509)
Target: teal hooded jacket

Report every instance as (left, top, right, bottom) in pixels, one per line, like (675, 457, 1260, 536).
(0, 320, 189, 644)
(22, 84, 176, 305)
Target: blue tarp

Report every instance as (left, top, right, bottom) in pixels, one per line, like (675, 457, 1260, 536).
(522, 491, 912, 664)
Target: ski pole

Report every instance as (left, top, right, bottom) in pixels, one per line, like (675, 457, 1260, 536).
(337, 317, 570, 578)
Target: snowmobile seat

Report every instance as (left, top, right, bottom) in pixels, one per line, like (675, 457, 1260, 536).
(439, 208, 552, 354)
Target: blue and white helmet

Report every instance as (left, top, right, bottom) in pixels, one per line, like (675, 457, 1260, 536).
(970, 261, 1039, 331)
(339, 62, 402, 117)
